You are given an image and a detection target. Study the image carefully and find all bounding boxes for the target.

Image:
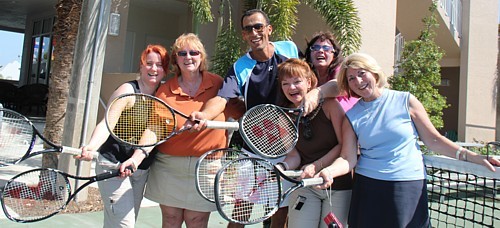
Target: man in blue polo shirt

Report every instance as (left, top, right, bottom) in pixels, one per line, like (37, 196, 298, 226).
(191, 9, 338, 124)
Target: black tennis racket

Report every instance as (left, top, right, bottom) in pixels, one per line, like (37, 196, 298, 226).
(195, 148, 249, 202)
(0, 108, 98, 167)
(214, 157, 321, 224)
(0, 167, 125, 223)
(205, 104, 303, 159)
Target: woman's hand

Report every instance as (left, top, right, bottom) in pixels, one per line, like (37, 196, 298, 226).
(119, 158, 137, 178)
(75, 145, 95, 161)
(314, 167, 334, 189)
(300, 163, 318, 179)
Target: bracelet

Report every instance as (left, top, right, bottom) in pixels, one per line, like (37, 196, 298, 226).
(277, 161, 289, 170)
(455, 147, 463, 160)
(462, 149, 468, 161)
(138, 148, 149, 158)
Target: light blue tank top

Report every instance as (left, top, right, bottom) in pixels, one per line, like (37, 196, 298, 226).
(346, 89, 426, 181)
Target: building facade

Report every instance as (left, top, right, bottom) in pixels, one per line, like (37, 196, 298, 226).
(0, 0, 498, 143)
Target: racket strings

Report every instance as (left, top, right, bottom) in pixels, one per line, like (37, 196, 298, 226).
(107, 94, 175, 146)
(2, 170, 70, 221)
(0, 110, 35, 164)
(242, 106, 297, 157)
(197, 150, 242, 201)
(217, 159, 280, 224)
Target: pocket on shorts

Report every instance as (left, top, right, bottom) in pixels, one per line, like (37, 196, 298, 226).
(108, 194, 133, 217)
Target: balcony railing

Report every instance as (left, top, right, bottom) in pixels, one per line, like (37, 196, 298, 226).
(439, 0, 462, 38)
(394, 32, 405, 75)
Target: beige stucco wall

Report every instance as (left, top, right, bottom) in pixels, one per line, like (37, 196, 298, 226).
(458, 0, 498, 142)
(354, 0, 397, 75)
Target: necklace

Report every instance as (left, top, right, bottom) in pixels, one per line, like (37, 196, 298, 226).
(179, 76, 201, 96)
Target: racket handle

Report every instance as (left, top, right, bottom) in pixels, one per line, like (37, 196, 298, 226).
(205, 120, 239, 130)
(302, 177, 324, 187)
(282, 170, 303, 177)
(61, 146, 99, 160)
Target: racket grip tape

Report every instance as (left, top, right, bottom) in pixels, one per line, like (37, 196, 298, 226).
(282, 170, 303, 177)
(61, 146, 99, 159)
(302, 177, 324, 186)
(205, 120, 239, 130)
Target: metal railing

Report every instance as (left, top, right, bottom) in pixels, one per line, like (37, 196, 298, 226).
(439, 0, 462, 38)
(394, 32, 405, 75)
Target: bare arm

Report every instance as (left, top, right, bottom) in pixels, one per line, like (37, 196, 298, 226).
(190, 96, 228, 131)
(410, 95, 500, 171)
(76, 83, 135, 161)
(303, 79, 340, 115)
(315, 117, 358, 189)
(301, 99, 345, 180)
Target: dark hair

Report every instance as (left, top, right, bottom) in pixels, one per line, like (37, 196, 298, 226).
(140, 44, 169, 74)
(241, 9, 270, 28)
(304, 31, 343, 79)
(276, 58, 318, 107)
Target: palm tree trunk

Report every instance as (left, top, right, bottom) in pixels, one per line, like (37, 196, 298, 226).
(42, 0, 82, 168)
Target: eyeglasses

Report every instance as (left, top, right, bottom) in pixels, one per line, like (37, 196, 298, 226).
(309, 45, 334, 52)
(242, 23, 266, 33)
(177, 50, 200, 57)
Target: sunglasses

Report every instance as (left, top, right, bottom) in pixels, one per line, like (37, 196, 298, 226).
(309, 45, 334, 52)
(177, 50, 200, 57)
(242, 23, 266, 33)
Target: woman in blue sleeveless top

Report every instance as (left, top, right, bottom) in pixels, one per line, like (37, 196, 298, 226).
(313, 53, 500, 228)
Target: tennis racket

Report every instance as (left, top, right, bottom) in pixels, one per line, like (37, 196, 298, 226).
(195, 148, 249, 202)
(105, 93, 238, 148)
(204, 104, 303, 159)
(0, 167, 126, 223)
(105, 93, 184, 148)
(214, 157, 322, 224)
(0, 108, 98, 167)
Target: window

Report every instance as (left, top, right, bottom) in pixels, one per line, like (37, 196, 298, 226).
(29, 17, 55, 85)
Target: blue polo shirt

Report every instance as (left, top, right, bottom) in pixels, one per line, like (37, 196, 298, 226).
(218, 41, 299, 109)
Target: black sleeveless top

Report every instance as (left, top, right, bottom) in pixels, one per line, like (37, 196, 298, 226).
(295, 106, 353, 190)
(99, 80, 156, 170)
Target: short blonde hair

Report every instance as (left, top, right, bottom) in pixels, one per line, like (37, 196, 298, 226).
(171, 33, 208, 75)
(337, 53, 387, 97)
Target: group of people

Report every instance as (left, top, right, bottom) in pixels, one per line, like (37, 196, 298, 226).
(77, 8, 499, 228)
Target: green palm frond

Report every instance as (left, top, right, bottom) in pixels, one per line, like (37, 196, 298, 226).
(262, 0, 300, 41)
(304, 0, 361, 55)
(210, 0, 242, 76)
(189, 0, 213, 24)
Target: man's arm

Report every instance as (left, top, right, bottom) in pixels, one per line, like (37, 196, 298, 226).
(189, 96, 228, 131)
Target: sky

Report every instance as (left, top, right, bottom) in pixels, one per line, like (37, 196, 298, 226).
(0, 30, 24, 68)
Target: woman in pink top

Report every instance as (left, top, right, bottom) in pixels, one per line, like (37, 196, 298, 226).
(305, 32, 358, 111)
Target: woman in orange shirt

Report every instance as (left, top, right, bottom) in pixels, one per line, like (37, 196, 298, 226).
(144, 33, 241, 228)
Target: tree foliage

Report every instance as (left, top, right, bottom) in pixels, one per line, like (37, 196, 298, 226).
(210, 0, 243, 76)
(389, 2, 448, 129)
(188, 0, 214, 24)
(303, 0, 361, 55)
(202, 0, 361, 77)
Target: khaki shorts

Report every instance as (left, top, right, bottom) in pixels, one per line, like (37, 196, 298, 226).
(288, 188, 351, 228)
(145, 153, 216, 212)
